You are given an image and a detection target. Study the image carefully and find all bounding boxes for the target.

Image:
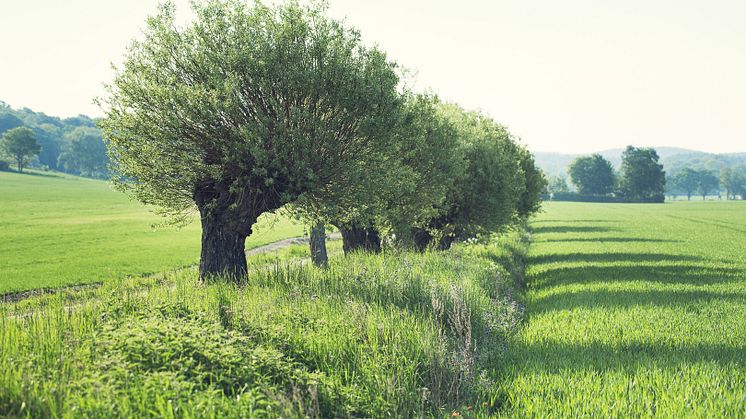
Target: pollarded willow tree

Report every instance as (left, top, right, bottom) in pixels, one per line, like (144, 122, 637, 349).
(294, 92, 463, 254)
(100, 0, 401, 280)
(412, 104, 527, 250)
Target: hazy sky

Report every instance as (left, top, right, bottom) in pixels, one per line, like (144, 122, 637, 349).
(1, 0, 744, 153)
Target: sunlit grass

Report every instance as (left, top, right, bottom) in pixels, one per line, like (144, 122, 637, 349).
(496, 201, 746, 416)
(0, 170, 305, 293)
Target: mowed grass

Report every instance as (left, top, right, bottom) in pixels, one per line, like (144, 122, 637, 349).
(0, 171, 305, 294)
(497, 201, 746, 416)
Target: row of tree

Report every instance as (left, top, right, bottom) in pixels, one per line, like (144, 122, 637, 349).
(667, 166, 746, 200)
(100, 0, 546, 280)
(550, 146, 666, 202)
(0, 103, 109, 177)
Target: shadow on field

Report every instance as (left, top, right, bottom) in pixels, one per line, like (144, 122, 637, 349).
(507, 340, 746, 374)
(532, 226, 617, 234)
(532, 219, 614, 224)
(531, 288, 746, 314)
(528, 252, 703, 265)
(539, 237, 682, 244)
(530, 264, 744, 288)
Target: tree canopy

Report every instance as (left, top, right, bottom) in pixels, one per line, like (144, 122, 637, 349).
(1, 127, 40, 172)
(410, 104, 532, 250)
(58, 127, 109, 178)
(619, 146, 665, 202)
(100, 0, 401, 280)
(567, 154, 615, 195)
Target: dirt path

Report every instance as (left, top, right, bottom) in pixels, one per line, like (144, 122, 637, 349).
(246, 232, 341, 256)
(1, 233, 342, 304)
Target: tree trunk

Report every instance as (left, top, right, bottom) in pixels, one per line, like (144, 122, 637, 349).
(437, 235, 456, 250)
(337, 222, 381, 254)
(199, 215, 249, 281)
(412, 228, 432, 252)
(310, 222, 328, 268)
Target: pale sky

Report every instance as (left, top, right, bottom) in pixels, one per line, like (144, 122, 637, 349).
(1, 0, 745, 153)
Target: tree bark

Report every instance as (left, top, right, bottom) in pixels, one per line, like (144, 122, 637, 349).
(198, 214, 251, 281)
(412, 228, 432, 252)
(310, 222, 328, 268)
(337, 222, 381, 254)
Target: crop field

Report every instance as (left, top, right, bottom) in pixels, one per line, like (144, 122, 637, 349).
(0, 171, 305, 294)
(498, 201, 746, 416)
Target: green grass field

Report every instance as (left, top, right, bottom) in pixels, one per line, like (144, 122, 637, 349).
(497, 201, 746, 416)
(2, 179, 746, 416)
(0, 171, 305, 294)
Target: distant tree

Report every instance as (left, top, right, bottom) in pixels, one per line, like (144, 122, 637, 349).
(58, 127, 109, 177)
(697, 170, 719, 200)
(546, 175, 570, 194)
(568, 154, 615, 195)
(619, 146, 665, 202)
(672, 168, 700, 200)
(719, 167, 746, 200)
(0, 113, 24, 135)
(34, 124, 63, 170)
(100, 1, 401, 280)
(1, 127, 40, 172)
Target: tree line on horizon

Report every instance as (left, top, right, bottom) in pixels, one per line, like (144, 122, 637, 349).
(0, 102, 109, 177)
(545, 147, 746, 201)
(544, 146, 667, 202)
(93, 0, 546, 279)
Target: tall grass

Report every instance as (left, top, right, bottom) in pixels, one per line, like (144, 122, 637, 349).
(0, 232, 528, 417)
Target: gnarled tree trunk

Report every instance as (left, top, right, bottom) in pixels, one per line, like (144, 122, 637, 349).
(199, 214, 252, 281)
(195, 185, 259, 282)
(310, 222, 328, 267)
(336, 222, 381, 254)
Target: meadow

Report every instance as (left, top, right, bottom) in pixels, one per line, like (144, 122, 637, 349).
(0, 171, 305, 294)
(498, 201, 746, 416)
(2, 179, 745, 416)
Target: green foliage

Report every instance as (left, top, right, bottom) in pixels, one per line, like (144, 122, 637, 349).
(515, 146, 547, 218)
(697, 169, 719, 199)
(0, 127, 40, 172)
(545, 175, 570, 194)
(101, 0, 401, 224)
(670, 167, 700, 199)
(498, 201, 746, 416)
(0, 113, 23, 135)
(58, 127, 109, 178)
(0, 230, 528, 417)
(416, 104, 528, 248)
(296, 93, 465, 249)
(567, 154, 615, 195)
(0, 103, 102, 174)
(720, 166, 746, 199)
(619, 146, 666, 201)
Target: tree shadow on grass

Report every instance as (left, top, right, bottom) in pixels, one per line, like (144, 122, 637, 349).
(539, 237, 682, 244)
(532, 219, 614, 224)
(528, 252, 703, 265)
(531, 287, 746, 315)
(505, 340, 746, 375)
(530, 264, 744, 288)
(532, 226, 617, 234)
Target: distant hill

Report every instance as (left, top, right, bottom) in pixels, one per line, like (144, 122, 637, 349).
(535, 147, 746, 178)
